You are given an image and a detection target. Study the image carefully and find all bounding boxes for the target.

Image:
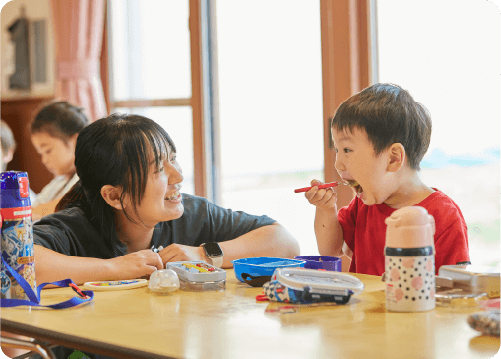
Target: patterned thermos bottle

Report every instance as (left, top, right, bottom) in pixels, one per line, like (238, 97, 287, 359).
(384, 206, 436, 312)
(0, 171, 36, 299)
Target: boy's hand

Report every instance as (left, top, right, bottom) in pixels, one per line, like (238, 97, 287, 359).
(107, 250, 163, 280)
(305, 179, 338, 212)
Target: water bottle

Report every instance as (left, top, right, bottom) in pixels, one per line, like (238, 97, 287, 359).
(384, 206, 436, 312)
(0, 171, 36, 299)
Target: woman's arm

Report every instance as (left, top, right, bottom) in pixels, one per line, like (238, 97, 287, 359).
(217, 222, 300, 267)
(158, 223, 300, 268)
(34, 245, 164, 285)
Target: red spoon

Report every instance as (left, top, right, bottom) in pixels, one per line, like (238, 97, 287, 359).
(294, 181, 344, 193)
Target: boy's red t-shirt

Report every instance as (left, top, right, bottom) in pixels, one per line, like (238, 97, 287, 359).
(337, 189, 470, 276)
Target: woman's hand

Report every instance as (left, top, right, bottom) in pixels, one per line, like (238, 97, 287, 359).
(305, 179, 338, 212)
(158, 244, 207, 265)
(107, 250, 163, 280)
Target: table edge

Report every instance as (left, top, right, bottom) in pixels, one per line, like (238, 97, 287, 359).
(1, 318, 176, 359)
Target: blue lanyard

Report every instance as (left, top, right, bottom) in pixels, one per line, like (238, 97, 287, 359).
(0, 255, 94, 309)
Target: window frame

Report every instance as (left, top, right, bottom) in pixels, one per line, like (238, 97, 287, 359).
(104, 0, 373, 205)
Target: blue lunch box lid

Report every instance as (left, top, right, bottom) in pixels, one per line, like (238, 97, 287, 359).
(231, 257, 305, 282)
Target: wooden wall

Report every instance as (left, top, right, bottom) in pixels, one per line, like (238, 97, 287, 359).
(1, 4, 109, 194)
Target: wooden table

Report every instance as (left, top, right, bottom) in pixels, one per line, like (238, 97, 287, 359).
(1, 271, 499, 359)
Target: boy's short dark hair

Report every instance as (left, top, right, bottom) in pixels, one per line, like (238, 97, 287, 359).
(331, 83, 432, 171)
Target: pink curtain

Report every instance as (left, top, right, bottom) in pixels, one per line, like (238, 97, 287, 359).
(50, 0, 106, 122)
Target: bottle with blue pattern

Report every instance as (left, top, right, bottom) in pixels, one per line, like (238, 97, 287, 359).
(0, 171, 36, 299)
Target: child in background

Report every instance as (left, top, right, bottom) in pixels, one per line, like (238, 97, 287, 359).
(30, 102, 89, 219)
(1, 120, 37, 202)
(304, 83, 470, 275)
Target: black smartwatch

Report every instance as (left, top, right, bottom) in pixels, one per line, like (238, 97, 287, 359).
(200, 242, 223, 268)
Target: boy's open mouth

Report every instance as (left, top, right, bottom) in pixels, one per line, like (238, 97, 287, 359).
(346, 180, 363, 196)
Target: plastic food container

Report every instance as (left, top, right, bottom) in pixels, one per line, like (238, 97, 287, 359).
(231, 257, 305, 283)
(435, 287, 489, 309)
(294, 256, 342, 271)
(166, 261, 226, 291)
(148, 269, 180, 294)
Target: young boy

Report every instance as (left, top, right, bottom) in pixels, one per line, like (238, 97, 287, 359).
(304, 83, 470, 275)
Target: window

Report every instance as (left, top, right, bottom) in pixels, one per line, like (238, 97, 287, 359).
(215, 0, 325, 256)
(376, 0, 500, 268)
(106, 1, 367, 260)
(107, 0, 195, 194)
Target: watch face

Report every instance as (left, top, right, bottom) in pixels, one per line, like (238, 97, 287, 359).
(204, 242, 223, 257)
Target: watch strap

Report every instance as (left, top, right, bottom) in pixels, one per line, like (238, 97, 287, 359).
(201, 243, 224, 268)
(211, 255, 223, 268)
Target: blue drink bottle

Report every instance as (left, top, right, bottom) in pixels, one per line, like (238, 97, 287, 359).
(0, 171, 36, 299)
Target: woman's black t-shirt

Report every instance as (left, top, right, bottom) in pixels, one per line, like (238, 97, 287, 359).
(34, 193, 276, 257)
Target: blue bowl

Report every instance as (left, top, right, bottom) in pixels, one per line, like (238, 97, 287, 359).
(232, 257, 305, 283)
(294, 256, 342, 271)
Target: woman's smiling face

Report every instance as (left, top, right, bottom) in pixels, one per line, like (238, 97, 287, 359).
(124, 146, 185, 226)
(332, 127, 395, 206)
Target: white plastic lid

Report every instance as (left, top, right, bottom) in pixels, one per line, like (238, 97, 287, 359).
(274, 267, 364, 294)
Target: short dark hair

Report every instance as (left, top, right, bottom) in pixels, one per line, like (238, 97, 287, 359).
(1, 120, 17, 153)
(331, 83, 432, 171)
(30, 101, 89, 141)
(58, 113, 176, 254)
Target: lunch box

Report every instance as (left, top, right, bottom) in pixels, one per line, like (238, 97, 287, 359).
(262, 267, 364, 304)
(294, 256, 342, 271)
(166, 261, 226, 291)
(232, 257, 305, 286)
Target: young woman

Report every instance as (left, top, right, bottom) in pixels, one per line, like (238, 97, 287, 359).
(30, 102, 89, 219)
(33, 113, 300, 285)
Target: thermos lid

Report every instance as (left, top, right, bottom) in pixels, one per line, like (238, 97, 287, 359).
(1, 171, 28, 189)
(1, 171, 31, 208)
(385, 206, 435, 248)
